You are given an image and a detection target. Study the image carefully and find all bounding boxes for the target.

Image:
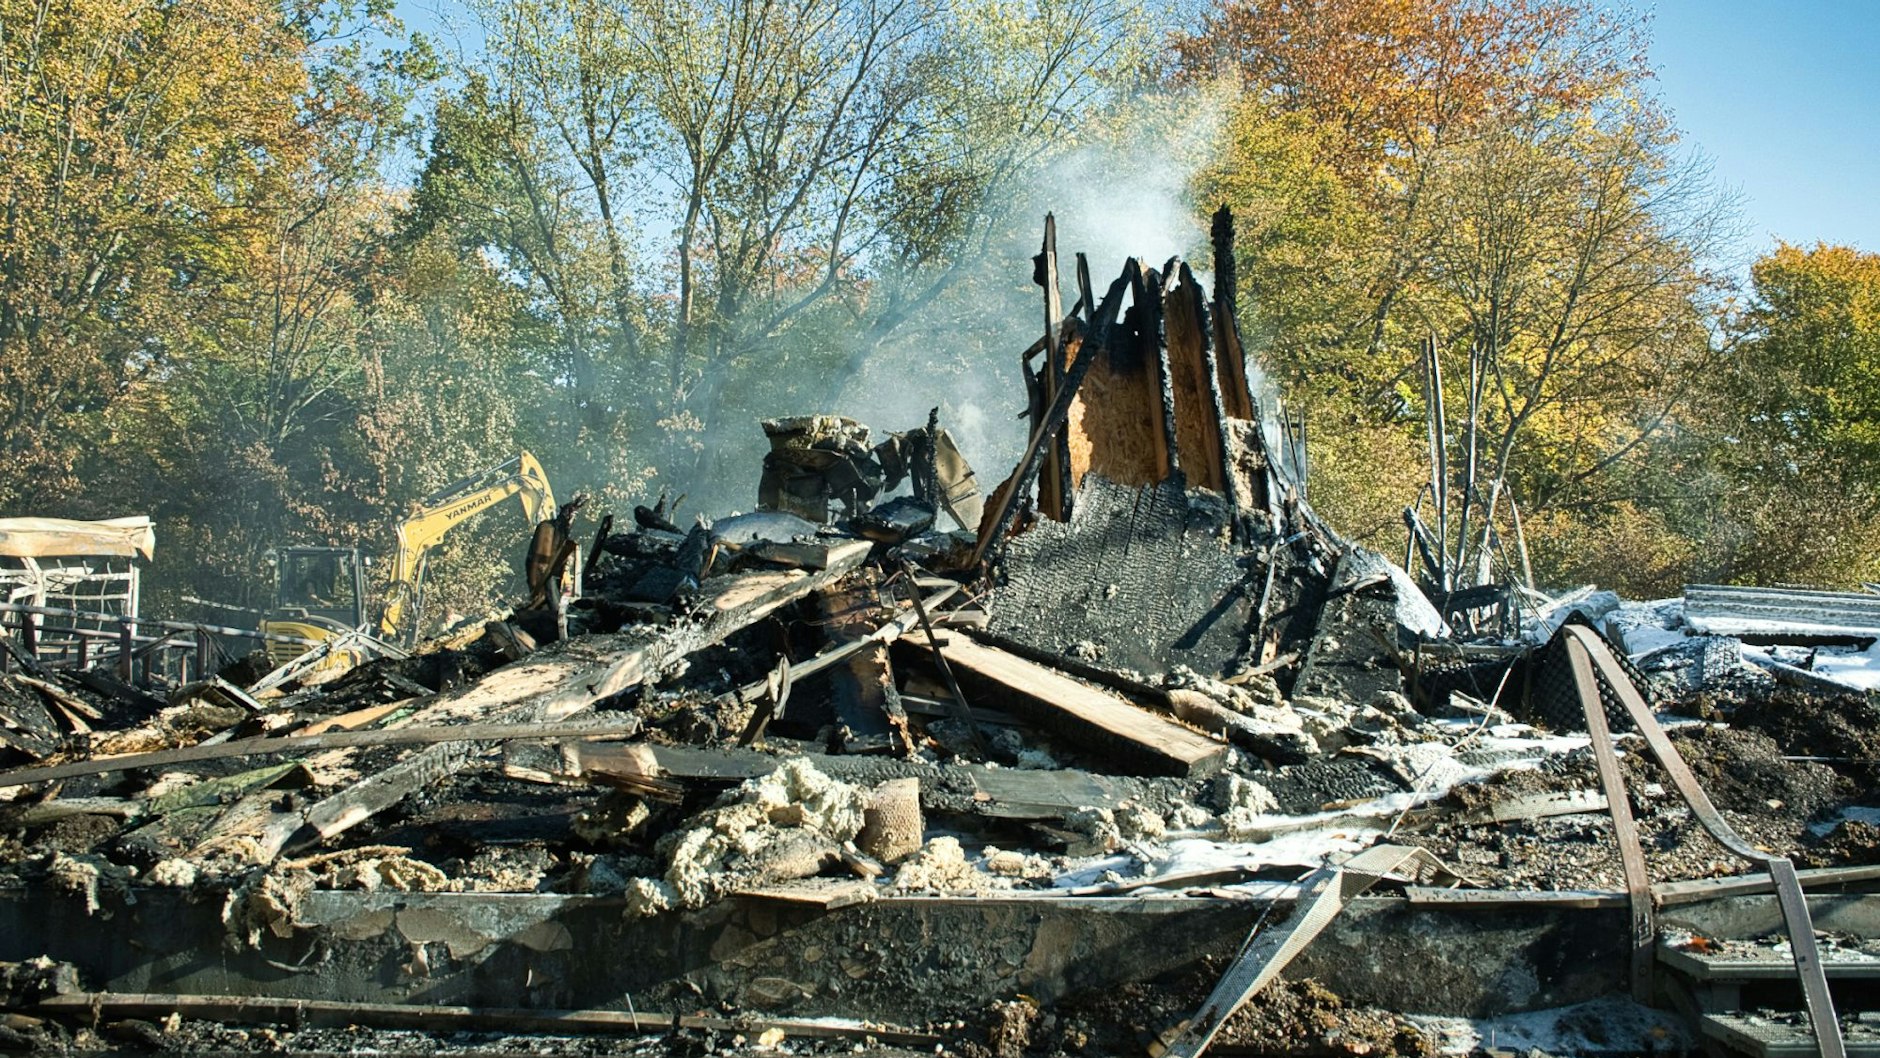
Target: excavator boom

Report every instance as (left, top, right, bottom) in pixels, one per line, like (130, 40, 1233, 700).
(379, 451, 556, 643)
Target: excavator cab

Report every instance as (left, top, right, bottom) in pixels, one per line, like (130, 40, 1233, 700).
(263, 546, 368, 664)
(248, 452, 560, 669)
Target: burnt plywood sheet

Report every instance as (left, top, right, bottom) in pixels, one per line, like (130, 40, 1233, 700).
(1163, 267, 1228, 495)
(1066, 331, 1171, 491)
(1291, 550, 1408, 704)
(985, 475, 1252, 677)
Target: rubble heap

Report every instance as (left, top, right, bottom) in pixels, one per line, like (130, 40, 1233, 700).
(1, 213, 1878, 1058)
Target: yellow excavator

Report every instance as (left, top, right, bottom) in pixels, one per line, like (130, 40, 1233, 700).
(260, 452, 559, 662)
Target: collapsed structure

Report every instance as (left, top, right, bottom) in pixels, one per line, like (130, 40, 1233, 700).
(1, 212, 1878, 1058)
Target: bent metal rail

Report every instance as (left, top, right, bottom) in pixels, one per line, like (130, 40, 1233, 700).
(0, 601, 321, 686)
(1562, 624, 1847, 1058)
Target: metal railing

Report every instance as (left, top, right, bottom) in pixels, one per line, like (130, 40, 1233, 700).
(0, 602, 322, 687)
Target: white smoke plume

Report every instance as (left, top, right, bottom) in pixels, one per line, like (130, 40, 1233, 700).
(830, 86, 1237, 490)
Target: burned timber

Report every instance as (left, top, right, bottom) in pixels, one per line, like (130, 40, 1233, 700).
(3, 213, 1880, 1058)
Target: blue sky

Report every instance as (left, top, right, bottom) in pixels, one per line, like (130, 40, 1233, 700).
(1647, 0, 1880, 264)
(393, 0, 1878, 267)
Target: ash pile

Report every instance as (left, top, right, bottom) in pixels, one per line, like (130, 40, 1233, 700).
(1, 214, 1878, 1058)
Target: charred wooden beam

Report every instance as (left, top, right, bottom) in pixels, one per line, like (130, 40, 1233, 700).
(1210, 205, 1256, 424)
(0, 717, 646, 789)
(36, 994, 942, 1047)
(572, 741, 1143, 822)
(935, 634, 1228, 778)
(971, 269, 1129, 568)
(1035, 213, 1073, 521)
(1164, 262, 1239, 512)
(816, 578, 898, 754)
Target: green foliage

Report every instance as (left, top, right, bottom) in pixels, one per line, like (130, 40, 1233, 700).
(408, 0, 1152, 511)
(12, 0, 1879, 635)
(1733, 245, 1880, 470)
(1524, 501, 1698, 599)
(0, 0, 318, 509)
(1693, 244, 1880, 587)
(1186, 0, 1736, 592)
(3, 0, 1148, 635)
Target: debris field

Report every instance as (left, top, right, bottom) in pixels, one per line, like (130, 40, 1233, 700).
(3, 213, 1880, 1058)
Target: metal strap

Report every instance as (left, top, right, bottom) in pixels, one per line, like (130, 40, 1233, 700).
(1560, 626, 1845, 1058)
(1153, 845, 1454, 1058)
(1564, 637, 1655, 1002)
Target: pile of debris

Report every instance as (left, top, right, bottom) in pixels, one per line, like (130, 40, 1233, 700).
(2, 213, 1878, 1058)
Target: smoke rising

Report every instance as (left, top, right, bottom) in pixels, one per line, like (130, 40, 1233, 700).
(827, 87, 1237, 493)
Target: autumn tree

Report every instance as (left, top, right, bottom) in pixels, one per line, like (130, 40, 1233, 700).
(410, 0, 1148, 509)
(2, 0, 463, 622)
(1406, 108, 1730, 592)
(0, 0, 322, 511)
(1187, 0, 1734, 594)
(1694, 243, 1880, 586)
(1181, 0, 1646, 351)
(405, 71, 650, 517)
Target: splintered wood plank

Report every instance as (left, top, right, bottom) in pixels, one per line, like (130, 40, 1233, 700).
(1212, 298, 1255, 422)
(964, 767, 1140, 819)
(265, 540, 873, 858)
(298, 698, 414, 736)
(1163, 263, 1227, 494)
(735, 878, 877, 908)
(596, 743, 1146, 821)
(1210, 205, 1257, 424)
(935, 636, 1227, 778)
(1066, 324, 1172, 489)
(1066, 259, 1174, 492)
(1040, 212, 1069, 521)
(1141, 263, 1181, 481)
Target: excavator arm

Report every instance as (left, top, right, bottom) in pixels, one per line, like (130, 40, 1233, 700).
(379, 451, 556, 644)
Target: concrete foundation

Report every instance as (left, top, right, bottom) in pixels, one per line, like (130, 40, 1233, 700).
(0, 884, 1630, 1023)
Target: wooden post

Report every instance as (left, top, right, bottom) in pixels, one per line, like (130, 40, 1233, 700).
(1163, 262, 1230, 496)
(196, 629, 212, 683)
(76, 634, 89, 671)
(118, 619, 134, 682)
(1038, 213, 1069, 520)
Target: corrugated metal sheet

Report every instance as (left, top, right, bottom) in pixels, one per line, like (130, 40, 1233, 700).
(1683, 584, 1880, 639)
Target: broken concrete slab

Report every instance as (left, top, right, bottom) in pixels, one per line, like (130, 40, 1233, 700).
(0, 882, 1640, 1025)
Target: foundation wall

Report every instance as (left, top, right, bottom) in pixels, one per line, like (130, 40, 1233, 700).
(0, 886, 1631, 1022)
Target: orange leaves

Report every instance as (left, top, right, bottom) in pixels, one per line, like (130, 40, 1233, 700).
(1175, 0, 1650, 173)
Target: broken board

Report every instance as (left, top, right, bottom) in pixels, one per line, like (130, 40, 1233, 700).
(261, 540, 874, 858)
(935, 635, 1227, 778)
(1163, 263, 1231, 497)
(566, 742, 1142, 822)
